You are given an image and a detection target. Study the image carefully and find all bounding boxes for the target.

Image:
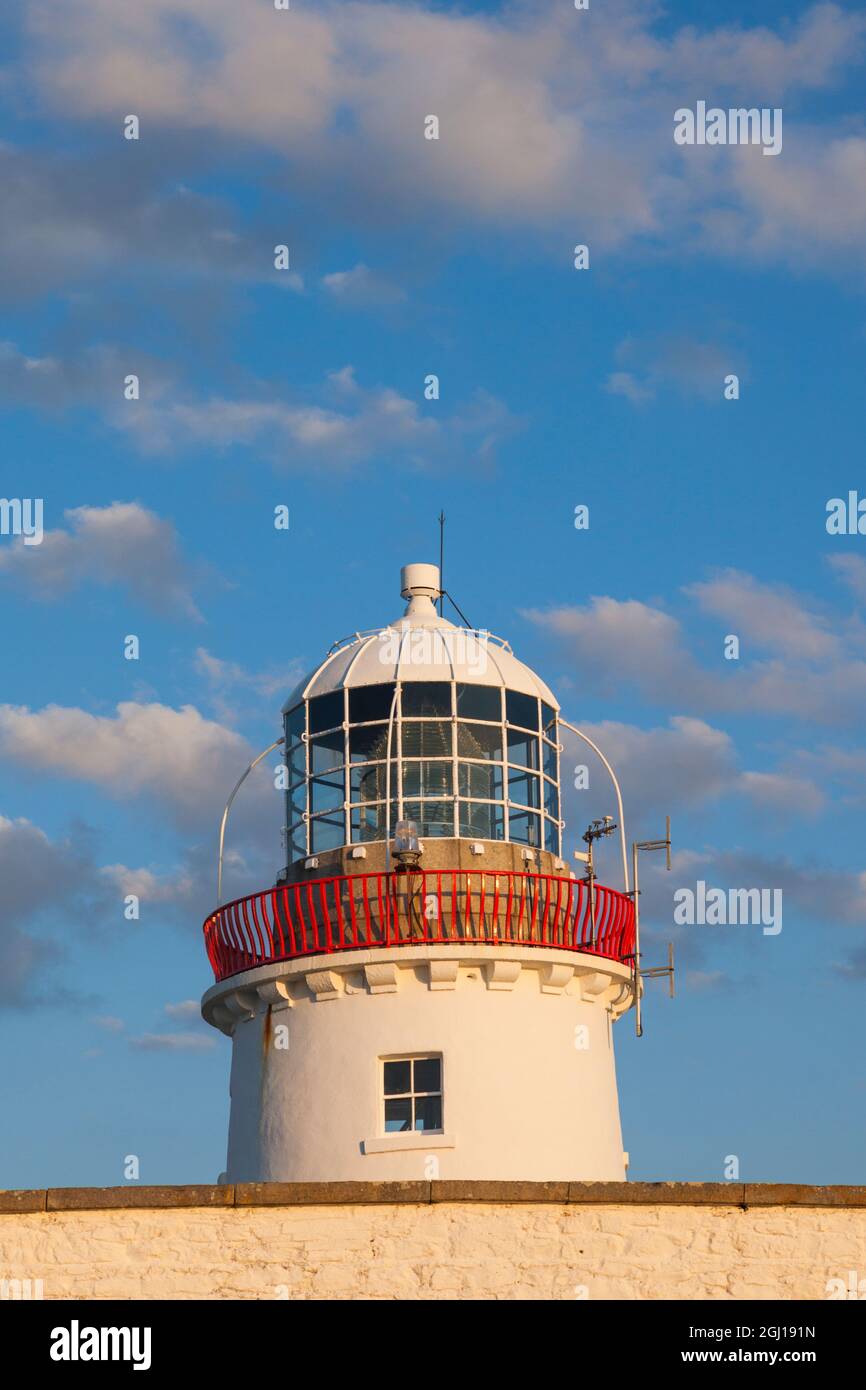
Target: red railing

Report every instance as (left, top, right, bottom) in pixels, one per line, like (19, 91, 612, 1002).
(203, 870, 635, 984)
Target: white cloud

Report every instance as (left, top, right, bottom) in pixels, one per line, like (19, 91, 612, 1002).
(128, 1032, 215, 1052)
(0, 702, 255, 830)
(687, 570, 839, 662)
(322, 264, 406, 307)
(0, 501, 201, 618)
(526, 576, 866, 727)
(19, 1, 866, 265)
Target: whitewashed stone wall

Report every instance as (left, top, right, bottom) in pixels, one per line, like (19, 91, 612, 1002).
(1, 1184, 864, 1300)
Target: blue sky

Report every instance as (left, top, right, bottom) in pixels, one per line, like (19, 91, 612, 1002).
(1, 0, 865, 1187)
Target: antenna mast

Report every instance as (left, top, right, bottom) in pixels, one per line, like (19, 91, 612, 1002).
(438, 510, 445, 616)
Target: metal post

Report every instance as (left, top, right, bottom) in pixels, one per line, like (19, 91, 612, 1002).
(559, 717, 630, 893)
(217, 736, 285, 904)
(633, 840, 642, 1037)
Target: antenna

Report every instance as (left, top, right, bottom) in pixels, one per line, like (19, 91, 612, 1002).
(438, 511, 445, 617)
(631, 815, 674, 1037)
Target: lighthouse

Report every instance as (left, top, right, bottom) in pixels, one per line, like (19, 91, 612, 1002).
(201, 564, 639, 1182)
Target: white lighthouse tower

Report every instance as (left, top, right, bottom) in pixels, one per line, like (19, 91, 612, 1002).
(201, 564, 639, 1182)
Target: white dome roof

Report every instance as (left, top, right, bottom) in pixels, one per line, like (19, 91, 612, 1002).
(282, 564, 558, 712)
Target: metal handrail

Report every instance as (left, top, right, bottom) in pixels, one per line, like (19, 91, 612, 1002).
(203, 869, 635, 984)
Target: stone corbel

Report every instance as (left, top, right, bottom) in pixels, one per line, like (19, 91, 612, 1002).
(484, 959, 522, 991)
(305, 969, 343, 1001)
(364, 961, 399, 994)
(427, 960, 459, 991)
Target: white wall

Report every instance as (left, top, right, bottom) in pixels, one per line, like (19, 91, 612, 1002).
(203, 945, 635, 1183)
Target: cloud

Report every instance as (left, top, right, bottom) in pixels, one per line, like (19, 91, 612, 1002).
(605, 334, 742, 405)
(0, 501, 202, 618)
(0, 142, 305, 306)
(828, 553, 866, 603)
(17, 1, 866, 268)
(738, 771, 826, 817)
(0, 814, 127, 1007)
(687, 570, 839, 662)
(0, 340, 516, 469)
(322, 264, 406, 307)
(164, 999, 201, 1023)
(563, 716, 739, 826)
(0, 702, 257, 831)
(128, 1032, 215, 1052)
(675, 846, 866, 926)
(604, 371, 654, 405)
(526, 575, 866, 727)
(119, 364, 517, 467)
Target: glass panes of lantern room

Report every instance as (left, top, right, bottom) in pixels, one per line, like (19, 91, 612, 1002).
(284, 682, 560, 861)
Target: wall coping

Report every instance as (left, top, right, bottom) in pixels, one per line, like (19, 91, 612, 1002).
(1, 1181, 865, 1214)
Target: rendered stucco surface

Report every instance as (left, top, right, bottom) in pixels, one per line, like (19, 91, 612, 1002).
(2, 1196, 864, 1300)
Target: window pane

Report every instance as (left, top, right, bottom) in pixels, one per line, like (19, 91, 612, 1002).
(401, 682, 452, 717)
(290, 783, 306, 820)
(543, 818, 560, 854)
(290, 824, 306, 860)
(506, 727, 540, 769)
(458, 762, 504, 800)
(310, 772, 343, 814)
(349, 723, 390, 762)
(509, 810, 542, 847)
(414, 1095, 442, 1132)
(289, 742, 306, 780)
(413, 1057, 441, 1093)
(456, 684, 501, 722)
(403, 800, 454, 837)
(543, 779, 559, 821)
(309, 813, 344, 853)
(402, 760, 453, 798)
(401, 720, 451, 758)
(350, 802, 398, 842)
(509, 769, 541, 808)
(310, 730, 344, 773)
(457, 722, 502, 761)
(349, 683, 395, 724)
(384, 1060, 411, 1095)
(541, 702, 556, 739)
(542, 739, 557, 780)
(385, 1099, 412, 1133)
(309, 691, 343, 734)
(459, 801, 505, 840)
(285, 705, 305, 744)
(506, 690, 539, 731)
(350, 761, 397, 801)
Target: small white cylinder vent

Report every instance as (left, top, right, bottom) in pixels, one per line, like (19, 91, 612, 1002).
(400, 563, 440, 600)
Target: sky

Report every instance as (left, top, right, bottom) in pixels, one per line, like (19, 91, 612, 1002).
(0, 0, 865, 1189)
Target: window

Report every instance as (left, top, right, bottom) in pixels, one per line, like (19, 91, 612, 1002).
(509, 767, 541, 808)
(506, 689, 539, 731)
(458, 761, 504, 800)
(506, 726, 540, 769)
(349, 723, 389, 762)
(309, 813, 344, 854)
(401, 682, 452, 717)
(459, 801, 505, 839)
(310, 731, 344, 773)
(349, 683, 395, 724)
(401, 720, 451, 758)
(456, 722, 502, 760)
(285, 704, 305, 744)
(383, 1056, 442, 1133)
(308, 690, 343, 734)
(456, 683, 500, 722)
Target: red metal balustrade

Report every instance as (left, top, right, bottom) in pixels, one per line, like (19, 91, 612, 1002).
(203, 869, 636, 984)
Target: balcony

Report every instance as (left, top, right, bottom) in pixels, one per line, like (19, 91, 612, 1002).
(203, 869, 636, 984)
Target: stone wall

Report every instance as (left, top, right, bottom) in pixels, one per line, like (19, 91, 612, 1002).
(1, 1183, 864, 1300)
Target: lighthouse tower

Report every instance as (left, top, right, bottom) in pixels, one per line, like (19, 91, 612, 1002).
(201, 564, 637, 1182)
